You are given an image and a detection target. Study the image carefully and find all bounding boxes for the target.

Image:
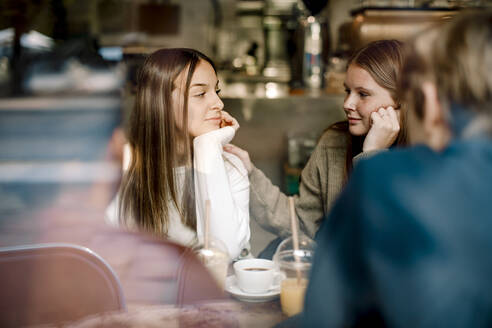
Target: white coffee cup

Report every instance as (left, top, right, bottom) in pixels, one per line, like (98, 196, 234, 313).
(233, 258, 280, 294)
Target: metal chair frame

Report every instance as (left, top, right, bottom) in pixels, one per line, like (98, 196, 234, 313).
(0, 243, 126, 326)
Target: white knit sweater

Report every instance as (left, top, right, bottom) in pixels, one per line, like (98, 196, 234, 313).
(105, 126, 250, 260)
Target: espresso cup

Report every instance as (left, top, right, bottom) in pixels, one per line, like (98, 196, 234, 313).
(233, 258, 280, 294)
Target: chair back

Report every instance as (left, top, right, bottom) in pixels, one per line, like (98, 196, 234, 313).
(0, 243, 126, 327)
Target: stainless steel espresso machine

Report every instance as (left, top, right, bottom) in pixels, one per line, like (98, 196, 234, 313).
(262, 0, 330, 90)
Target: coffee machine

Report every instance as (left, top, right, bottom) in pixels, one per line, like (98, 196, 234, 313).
(299, 14, 330, 89)
(262, 0, 299, 81)
(263, 0, 330, 90)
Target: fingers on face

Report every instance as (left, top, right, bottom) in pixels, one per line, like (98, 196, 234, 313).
(377, 107, 388, 117)
(371, 111, 395, 130)
(221, 110, 230, 120)
(221, 111, 239, 129)
(372, 107, 399, 131)
(222, 111, 236, 123)
(220, 112, 231, 125)
(386, 107, 400, 131)
(370, 111, 383, 124)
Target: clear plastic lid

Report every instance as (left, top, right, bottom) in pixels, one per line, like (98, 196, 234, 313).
(193, 238, 230, 264)
(273, 234, 316, 270)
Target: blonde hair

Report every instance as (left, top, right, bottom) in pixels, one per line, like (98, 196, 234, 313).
(399, 10, 492, 121)
(341, 40, 408, 177)
(348, 39, 405, 108)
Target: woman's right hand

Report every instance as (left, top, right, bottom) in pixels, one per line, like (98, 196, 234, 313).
(220, 111, 240, 131)
(362, 106, 400, 152)
(223, 144, 253, 174)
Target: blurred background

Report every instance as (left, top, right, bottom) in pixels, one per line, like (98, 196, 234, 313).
(0, 0, 489, 255)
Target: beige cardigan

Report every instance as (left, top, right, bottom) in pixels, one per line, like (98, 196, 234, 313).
(249, 125, 382, 239)
(249, 127, 349, 239)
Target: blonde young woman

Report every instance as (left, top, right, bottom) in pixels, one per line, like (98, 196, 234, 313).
(106, 48, 250, 260)
(226, 40, 407, 243)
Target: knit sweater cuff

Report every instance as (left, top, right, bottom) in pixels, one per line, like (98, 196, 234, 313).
(353, 149, 387, 167)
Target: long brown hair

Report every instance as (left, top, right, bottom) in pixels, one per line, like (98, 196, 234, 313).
(119, 48, 216, 236)
(342, 39, 407, 177)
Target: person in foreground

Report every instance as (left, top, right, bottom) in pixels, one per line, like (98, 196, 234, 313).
(226, 40, 406, 244)
(106, 48, 250, 260)
(302, 10, 492, 327)
(0, 93, 226, 325)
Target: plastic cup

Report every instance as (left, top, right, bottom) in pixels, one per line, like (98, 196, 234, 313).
(279, 264, 309, 316)
(274, 236, 316, 316)
(194, 239, 229, 290)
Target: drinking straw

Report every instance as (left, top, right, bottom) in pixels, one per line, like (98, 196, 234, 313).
(205, 199, 210, 250)
(288, 196, 302, 284)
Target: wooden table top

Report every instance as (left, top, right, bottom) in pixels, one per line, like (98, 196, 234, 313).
(68, 299, 286, 328)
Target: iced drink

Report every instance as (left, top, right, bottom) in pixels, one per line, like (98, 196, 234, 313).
(203, 251, 229, 290)
(195, 243, 229, 290)
(274, 235, 316, 316)
(280, 278, 308, 316)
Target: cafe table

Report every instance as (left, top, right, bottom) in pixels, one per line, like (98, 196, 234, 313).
(67, 298, 286, 328)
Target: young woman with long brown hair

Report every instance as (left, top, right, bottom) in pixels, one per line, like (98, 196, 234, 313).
(106, 48, 250, 260)
(225, 40, 407, 245)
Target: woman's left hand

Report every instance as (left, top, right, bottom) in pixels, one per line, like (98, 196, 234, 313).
(223, 143, 253, 173)
(220, 111, 240, 131)
(362, 106, 400, 152)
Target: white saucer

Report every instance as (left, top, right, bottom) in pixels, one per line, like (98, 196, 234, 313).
(225, 275, 280, 303)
